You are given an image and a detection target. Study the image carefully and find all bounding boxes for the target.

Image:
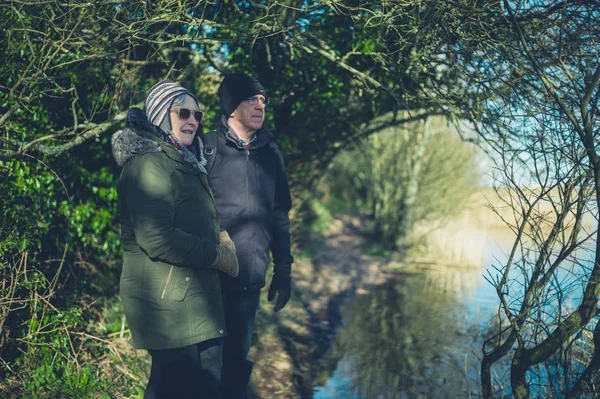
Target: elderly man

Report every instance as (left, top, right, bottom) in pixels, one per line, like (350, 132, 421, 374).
(202, 73, 294, 398)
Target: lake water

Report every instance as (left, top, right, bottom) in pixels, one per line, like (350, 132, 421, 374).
(312, 230, 597, 398)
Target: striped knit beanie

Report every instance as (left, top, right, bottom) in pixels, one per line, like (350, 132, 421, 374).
(145, 80, 198, 129)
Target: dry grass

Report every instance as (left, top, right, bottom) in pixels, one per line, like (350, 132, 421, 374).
(408, 192, 511, 267)
(409, 187, 597, 268)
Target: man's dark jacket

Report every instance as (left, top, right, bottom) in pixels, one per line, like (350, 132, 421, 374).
(202, 116, 293, 293)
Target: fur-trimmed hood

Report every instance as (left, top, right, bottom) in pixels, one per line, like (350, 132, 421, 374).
(112, 128, 164, 167)
(111, 108, 164, 167)
(112, 108, 206, 173)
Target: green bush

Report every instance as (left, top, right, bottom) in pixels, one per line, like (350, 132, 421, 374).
(0, 144, 123, 396)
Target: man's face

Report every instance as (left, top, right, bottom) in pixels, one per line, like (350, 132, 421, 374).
(231, 95, 266, 134)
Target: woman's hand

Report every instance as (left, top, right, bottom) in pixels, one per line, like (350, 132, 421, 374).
(219, 230, 236, 252)
(210, 244, 239, 277)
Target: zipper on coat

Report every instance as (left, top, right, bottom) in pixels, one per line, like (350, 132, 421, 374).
(161, 265, 175, 299)
(246, 149, 250, 205)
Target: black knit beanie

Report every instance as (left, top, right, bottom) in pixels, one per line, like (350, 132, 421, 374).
(218, 73, 266, 117)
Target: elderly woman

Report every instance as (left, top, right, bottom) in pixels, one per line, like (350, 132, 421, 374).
(112, 80, 237, 398)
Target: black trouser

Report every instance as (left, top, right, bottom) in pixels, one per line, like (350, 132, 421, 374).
(220, 290, 261, 399)
(145, 338, 223, 399)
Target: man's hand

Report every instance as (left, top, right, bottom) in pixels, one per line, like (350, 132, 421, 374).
(267, 273, 291, 312)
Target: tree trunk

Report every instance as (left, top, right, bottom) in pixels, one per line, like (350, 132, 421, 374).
(510, 350, 531, 399)
(396, 117, 432, 249)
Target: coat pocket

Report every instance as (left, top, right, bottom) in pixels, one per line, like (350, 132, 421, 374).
(160, 265, 194, 301)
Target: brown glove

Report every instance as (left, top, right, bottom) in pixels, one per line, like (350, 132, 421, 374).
(211, 245, 239, 277)
(219, 230, 236, 252)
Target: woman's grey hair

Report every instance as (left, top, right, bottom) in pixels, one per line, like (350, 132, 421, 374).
(172, 93, 193, 107)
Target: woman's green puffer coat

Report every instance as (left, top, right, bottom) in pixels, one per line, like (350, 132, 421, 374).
(112, 109, 226, 350)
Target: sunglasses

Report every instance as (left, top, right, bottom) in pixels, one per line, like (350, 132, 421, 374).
(172, 108, 203, 123)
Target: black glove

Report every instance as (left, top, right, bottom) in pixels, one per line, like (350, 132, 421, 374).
(267, 272, 291, 312)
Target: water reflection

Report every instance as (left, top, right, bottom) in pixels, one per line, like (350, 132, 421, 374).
(314, 269, 483, 399)
(313, 225, 599, 399)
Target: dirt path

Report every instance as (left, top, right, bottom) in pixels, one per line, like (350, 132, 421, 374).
(249, 213, 393, 398)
